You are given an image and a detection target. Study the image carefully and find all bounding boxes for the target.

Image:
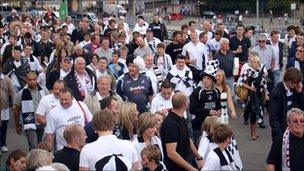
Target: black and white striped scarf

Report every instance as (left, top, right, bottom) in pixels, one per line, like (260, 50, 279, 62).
(21, 84, 45, 130)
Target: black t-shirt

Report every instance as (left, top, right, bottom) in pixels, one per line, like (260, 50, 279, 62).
(266, 133, 304, 171)
(229, 36, 251, 62)
(160, 111, 194, 171)
(165, 42, 184, 64)
(53, 146, 80, 171)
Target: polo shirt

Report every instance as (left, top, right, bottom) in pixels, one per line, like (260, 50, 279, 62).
(36, 93, 59, 119)
(161, 111, 193, 171)
(53, 146, 80, 171)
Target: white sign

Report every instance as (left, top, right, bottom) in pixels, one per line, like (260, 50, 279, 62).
(291, 3, 296, 10)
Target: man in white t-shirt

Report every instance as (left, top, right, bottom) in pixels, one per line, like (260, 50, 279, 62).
(182, 31, 209, 83)
(79, 110, 140, 171)
(45, 87, 92, 151)
(36, 80, 66, 126)
(150, 80, 173, 116)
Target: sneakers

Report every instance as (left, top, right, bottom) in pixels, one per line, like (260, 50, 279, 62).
(1, 146, 8, 153)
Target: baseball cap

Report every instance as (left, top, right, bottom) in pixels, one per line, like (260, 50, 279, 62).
(63, 57, 73, 63)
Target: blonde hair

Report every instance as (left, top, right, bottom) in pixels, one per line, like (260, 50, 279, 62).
(216, 69, 228, 92)
(138, 112, 158, 137)
(201, 116, 220, 137)
(119, 102, 138, 133)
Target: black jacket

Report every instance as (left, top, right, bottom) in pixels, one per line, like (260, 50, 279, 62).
(189, 86, 221, 130)
(149, 21, 168, 42)
(3, 57, 30, 87)
(64, 68, 96, 101)
(46, 69, 60, 90)
(266, 40, 284, 69)
(269, 82, 304, 140)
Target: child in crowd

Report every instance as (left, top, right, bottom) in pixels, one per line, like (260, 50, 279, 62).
(108, 50, 125, 79)
(141, 145, 166, 171)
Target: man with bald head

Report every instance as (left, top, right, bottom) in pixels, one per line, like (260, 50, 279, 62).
(64, 57, 96, 101)
(53, 124, 87, 171)
(161, 92, 203, 170)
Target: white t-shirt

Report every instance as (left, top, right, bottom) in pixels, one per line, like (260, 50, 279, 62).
(150, 93, 173, 115)
(182, 41, 208, 70)
(133, 22, 149, 35)
(35, 93, 59, 119)
(145, 68, 158, 95)
(202, 149, 237, 171)
(26, 56, 43, 72)
(198, 131, 218, 160)
(45, 100, 92, 150)
(208, 38, 221, 52)
(79, 135, 139, 170)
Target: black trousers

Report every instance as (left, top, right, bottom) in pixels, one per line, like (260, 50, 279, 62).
(0, 120, 9, 147)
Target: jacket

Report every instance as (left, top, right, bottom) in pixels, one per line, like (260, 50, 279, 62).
(0, 74, 15, 110)
(269, 82, 304, 140)
(149, 21, 168, 42)
(64, 68, 96, 101)
(46, 69, 60, 90)
(2, 57, 30, 87)
(189, 86, 221, 130)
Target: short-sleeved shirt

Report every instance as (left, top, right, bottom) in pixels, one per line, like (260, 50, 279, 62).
(45, 100, 92, 150)
(160, 111, 193, 171)
(35, 93, 59, 118)
(53, 146, 80, 171)
(266, 133, 304, 171)
(79, 135, 138, 170)
(165, 42, 184, 64)
(116, 73, 153, 114)
(229, 36, 251, 62)
(252, 45, 275, 70)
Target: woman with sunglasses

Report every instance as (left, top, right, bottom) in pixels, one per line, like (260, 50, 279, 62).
(286, 45, 304, 77)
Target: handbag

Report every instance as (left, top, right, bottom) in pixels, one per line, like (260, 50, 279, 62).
(235, 84, 249, 100)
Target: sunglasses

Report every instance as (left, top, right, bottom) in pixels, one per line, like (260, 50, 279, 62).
(258, 40, 266, 43)
(296, 49, 304, 52)
(291, 119, 304, 124)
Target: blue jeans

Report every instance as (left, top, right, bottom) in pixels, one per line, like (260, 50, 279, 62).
(226, 76, 235, 98)
(273, 69, 281, 86)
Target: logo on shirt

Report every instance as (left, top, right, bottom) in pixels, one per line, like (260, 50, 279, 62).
(130, 85, 145, 93)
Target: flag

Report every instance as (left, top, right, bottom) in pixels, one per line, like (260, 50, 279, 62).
(59, 0, 68, 20)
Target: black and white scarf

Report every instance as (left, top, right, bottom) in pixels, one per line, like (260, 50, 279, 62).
(282, 128, 290, 171)
(21, 85, 45, 130)
(74, 71, 94, 98)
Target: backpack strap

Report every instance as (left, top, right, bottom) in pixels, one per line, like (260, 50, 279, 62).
(213, 147, 228, 166)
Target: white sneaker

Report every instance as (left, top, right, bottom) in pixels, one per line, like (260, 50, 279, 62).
(1, 146, 8, 153)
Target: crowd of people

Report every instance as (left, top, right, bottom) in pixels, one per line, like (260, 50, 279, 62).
(0, 8, 304, 170)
